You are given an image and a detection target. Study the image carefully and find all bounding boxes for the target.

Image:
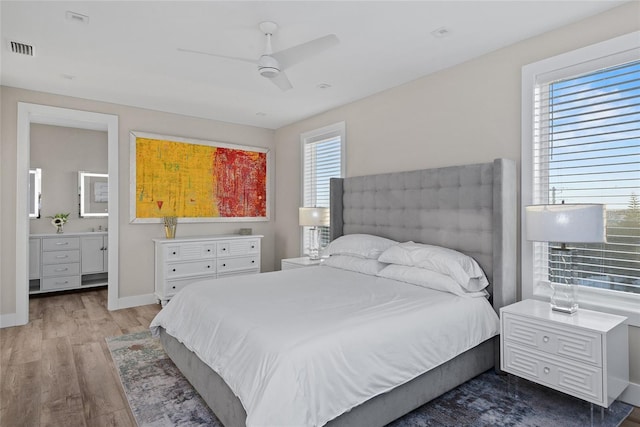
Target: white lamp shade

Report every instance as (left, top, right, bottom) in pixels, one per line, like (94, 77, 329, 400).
(299, 207, 330, 227)
(525, 204, 606, 243)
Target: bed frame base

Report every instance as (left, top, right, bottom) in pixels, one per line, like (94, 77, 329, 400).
(160, 328, 495, 427)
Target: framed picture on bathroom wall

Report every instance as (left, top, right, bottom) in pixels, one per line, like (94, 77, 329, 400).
(129, 131, 271, 223)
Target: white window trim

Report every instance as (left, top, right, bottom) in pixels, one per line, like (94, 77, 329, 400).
(299, 121, 346, 256)
(521, 31, 640, 327)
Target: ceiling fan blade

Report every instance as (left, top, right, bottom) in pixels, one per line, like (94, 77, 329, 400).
(177, 47, 256, 65)
(269, 71, 293, 91)
(272, 34, 339, 70)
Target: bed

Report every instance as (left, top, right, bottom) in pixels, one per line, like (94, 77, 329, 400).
(150, 158, 517, 427)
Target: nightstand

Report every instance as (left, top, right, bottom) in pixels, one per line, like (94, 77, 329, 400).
(500, 299, 629, 408)
(281, 257, 322, 270)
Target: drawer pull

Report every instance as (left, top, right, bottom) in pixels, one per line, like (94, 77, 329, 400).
(543, 367, 550, 375)
(54, 268, 68, 272)
(55, 280, 69, 285)
(251, 260, 255, 264)
(222, 248, 227, 251)
(543, 336, 550, 343)
(172, 268, 176, 272)
(207, 249, 211, 252)
(222, 263, 226, 267)
(172, 251, 176, 255)
(251, 245, 255, 249)
(55, 255, 68, 259)
(56, 242, 69, 246)
(207, 265, 211, 269)
(172, 286, 176, 289)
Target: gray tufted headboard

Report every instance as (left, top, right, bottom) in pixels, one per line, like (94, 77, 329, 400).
(330, 158, 517, 312)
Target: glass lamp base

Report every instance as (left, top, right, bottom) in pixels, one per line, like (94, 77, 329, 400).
(550, 283, 578, 315)
(308, 226, 321, 260)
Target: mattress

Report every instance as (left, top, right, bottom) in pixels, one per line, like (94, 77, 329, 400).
(150, 265, 500, 427)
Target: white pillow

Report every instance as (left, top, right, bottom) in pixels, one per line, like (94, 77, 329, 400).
(322, 255, 388, 276)
(325, 234, 398, 260)
(378, 242, 489, 291)
(377, 264, 489, 298)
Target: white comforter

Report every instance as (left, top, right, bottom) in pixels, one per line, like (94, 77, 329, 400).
(150, 265, 499, 427)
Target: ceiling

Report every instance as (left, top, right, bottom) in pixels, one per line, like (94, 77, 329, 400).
(0, 1, 627, 129)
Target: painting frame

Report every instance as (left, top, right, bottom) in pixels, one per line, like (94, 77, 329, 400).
(129, 131, 271, 223)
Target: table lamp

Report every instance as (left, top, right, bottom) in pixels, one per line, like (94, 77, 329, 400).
(299, 207, 330, 260)
(525, 203, 606, 314)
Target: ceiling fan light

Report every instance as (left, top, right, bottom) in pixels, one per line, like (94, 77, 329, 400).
(259, 67, 279, 78)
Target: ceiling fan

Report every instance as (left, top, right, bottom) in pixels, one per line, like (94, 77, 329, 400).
(178, 21, 339, 91)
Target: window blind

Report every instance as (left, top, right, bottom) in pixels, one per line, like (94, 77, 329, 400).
(302, 133, 343, 253)
(532, 60, 640, 294)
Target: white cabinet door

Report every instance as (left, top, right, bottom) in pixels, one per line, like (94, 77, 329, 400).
(29, 238, 41, 280)
(81, 235, 107, 274)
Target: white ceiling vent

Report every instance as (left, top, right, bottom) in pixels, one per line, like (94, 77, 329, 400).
(9, 41, 34, 56)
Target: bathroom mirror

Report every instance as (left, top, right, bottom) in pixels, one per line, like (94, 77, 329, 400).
(29, 168, 42, 218)
(79, 171, 108, 217)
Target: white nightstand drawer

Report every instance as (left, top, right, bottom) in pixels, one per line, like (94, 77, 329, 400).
(217, 256, 259, 273)
(503, 313, 602, 366)
(42, 263, 80, 277)
(167, 260, 215, 277)
(42, 250, 80, 265)
(504, 342, 603, 404)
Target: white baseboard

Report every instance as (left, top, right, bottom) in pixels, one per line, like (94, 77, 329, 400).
(620, 381, 640, 407)
(116, 293, 158, 310)
(0, 313, 18, 328)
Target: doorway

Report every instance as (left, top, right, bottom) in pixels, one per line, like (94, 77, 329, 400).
(15, 103, 119, 325)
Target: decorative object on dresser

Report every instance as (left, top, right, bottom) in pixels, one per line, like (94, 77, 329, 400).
(281, 256, 322, 270)
(298, 207, 329, 260)
(162, 215, 177, 239)
(525, 203, 607, 314)
(500, 299, 628, 412)
(47, 212, 70, 234)
(29, 232, 108, 293)
(153, 234, 262, 306)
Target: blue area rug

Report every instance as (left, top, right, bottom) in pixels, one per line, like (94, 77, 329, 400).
(107, 331, 632, 426)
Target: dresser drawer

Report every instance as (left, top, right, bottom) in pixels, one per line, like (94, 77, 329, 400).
(165, 243, 216, 261)
(42, 237, 80, 251)
(42, 263, 80, 278)
(503, 342, 603, 404)
(164, 275, 215, 297)
(217, 239, 260, 257)
(41, 275, 81, 291)
(167, 260, 215, 278)
(503, 313, 602, 366)
(42, 250, 80, 265)
(217, 256, 259, 273)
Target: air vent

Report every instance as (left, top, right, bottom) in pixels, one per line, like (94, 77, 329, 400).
(9, 41, 34, 56)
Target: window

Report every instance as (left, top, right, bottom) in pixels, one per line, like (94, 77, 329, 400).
(300, 122, 345, 256)
(522, 32, 640, 320)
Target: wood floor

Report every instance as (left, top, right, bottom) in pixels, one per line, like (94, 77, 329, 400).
(0, 288, 638, 427)
(0, 288, 160, 427)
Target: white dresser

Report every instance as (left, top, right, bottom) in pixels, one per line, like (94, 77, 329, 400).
(29, 232, 109, 294)
(153, 234, 263, 306)
(500, 299, 628, 408)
